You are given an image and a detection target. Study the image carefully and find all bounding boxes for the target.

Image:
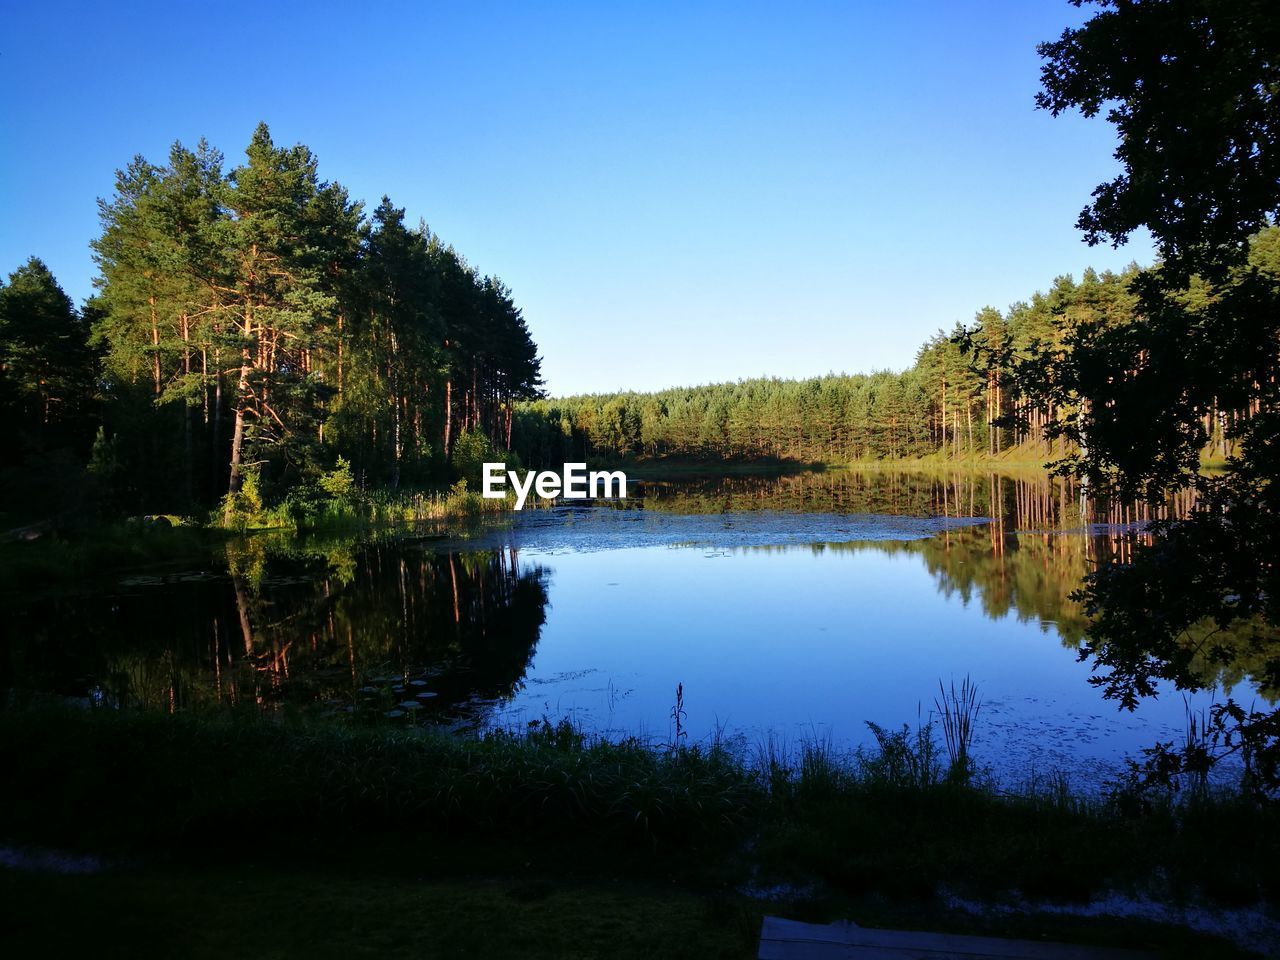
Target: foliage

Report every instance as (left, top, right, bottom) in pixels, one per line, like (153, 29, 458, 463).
(1036, 0, 1280, 285)
(0, 259, 98, 523)
(450, 428, 513, 489)
(936, 676, 982, 784)
(317, 456, 356, 501)
(1020, 0, 1280, 794)
(0, 708, 752, 850)
(860, 720, 942, 790)
(216, 465, 266, 531)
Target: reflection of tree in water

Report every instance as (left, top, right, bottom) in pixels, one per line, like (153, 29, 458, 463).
(3, 535, 549, 719)
(763, 528, 1101, 646)
(648, 470, 1277, 704)
(639, 468, 1198, 532)
(793, 524, 1276, 704)
(645, 469, 1276, 699)
(7, 470, 1272, 737)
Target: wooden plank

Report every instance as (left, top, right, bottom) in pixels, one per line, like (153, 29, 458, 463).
(759, 916, 1157, 960)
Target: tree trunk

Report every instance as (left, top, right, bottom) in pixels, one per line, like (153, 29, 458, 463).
(443, 378, 453, 455)
(390, 334, 402, 490)
(226, 363, 250, 497)
(225, 309, 254, 519)
(149, 296, 162, 396)
(181, 315, 193, 504)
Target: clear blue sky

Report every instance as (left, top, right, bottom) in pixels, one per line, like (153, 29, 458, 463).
(1, 0, 1150, 396)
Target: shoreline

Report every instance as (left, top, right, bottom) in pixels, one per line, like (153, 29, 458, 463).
(0, 706, 1271, 956)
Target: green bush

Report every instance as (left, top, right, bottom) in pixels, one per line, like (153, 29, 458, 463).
(317, 457, 356, 501)
(216, 466, 269, 530)
(450, 429, 522, 488)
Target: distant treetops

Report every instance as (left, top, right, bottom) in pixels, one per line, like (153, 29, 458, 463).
(510, 260, 1140, 466)
(512, 227, 1278, 470)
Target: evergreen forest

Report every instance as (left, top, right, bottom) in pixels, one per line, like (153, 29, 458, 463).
(514, 230, 1277, 468)
(0, 124, 542, 524)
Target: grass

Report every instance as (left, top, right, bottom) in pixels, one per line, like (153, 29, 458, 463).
(1, 706, 1273, 956)
(2, 706, 1277, 909)
(0, 481, 516, 592)
(609, 443, 1230, 477)
(219, 479, 514, 532)
(838, 455, 1060, 473)
(585, 453, 1060, 479)
(936, 675, 982, 781)
(607, 457, 824, 479)
(0, 709, 756, 853)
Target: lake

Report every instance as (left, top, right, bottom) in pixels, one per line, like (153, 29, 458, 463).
(2, 468, 1245, 785)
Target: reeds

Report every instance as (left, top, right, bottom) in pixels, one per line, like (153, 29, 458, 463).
(669, 682, 687, 749)
(936, 675, 981, 782)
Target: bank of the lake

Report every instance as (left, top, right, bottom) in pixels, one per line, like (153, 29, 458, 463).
(0, 481, 511, 591)
(578, 453, 1061, 480)
(0, 706, 1272, 957)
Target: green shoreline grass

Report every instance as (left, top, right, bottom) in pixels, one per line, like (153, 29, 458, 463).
(0, 706, 1273, 959)
(593, 453, 1060, 477)
(0, 482, 516, 593)
(0, 455, 1053, 589)
(590, 445, 1232, 477)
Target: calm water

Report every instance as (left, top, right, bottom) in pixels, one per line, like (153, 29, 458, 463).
(2, 469, 1250, 783)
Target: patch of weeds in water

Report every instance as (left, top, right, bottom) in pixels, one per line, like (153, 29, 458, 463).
(936, 675, 982, 784)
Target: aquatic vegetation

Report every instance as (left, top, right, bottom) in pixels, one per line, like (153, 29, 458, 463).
(936, 675, 982, 783)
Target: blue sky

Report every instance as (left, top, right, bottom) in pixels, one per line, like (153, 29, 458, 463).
(0, 1, 1150, 395)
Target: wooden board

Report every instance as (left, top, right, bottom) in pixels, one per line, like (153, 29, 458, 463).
(758, 916, 1157, 960)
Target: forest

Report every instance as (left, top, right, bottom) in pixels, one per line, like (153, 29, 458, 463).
(514, 230, 1278, 468)
(0, 123, 542, 527)
(4, 126, 1277, 529)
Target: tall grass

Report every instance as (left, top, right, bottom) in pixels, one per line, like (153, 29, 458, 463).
(220, 479, 513, 532)
(936, 675, 982, 782)
(0, 708, 754, 851)
(3, 702, 1277, 906)
(0, 520, 218, 591)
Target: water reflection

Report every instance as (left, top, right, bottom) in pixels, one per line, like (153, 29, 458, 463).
(637, 467, 1198, 535)
(1, 469, 1267, 776)
(5, 535, 549, 723)
(843, 529, 1272, 698)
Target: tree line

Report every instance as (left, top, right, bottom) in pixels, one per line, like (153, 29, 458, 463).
(512, 260, 1149, 466)
(514, 225, 1277, 470)
(0, 123, 542, 523)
